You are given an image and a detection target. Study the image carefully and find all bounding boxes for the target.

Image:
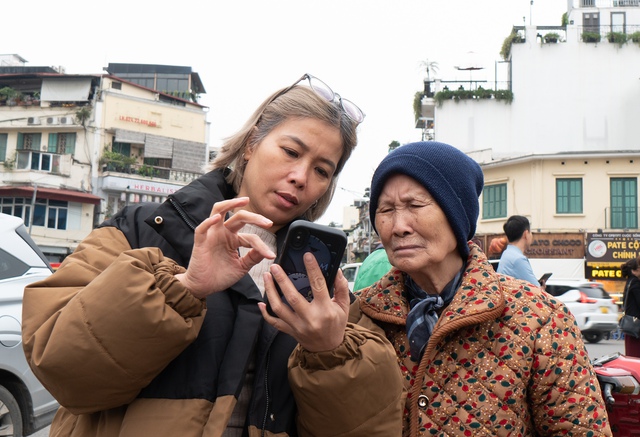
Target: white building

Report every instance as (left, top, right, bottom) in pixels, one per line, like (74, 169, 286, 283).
(422, 0, 640, 290)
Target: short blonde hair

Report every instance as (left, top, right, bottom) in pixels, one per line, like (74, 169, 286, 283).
(209, 85, 358, 221)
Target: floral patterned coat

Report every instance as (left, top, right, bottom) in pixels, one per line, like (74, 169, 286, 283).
(352, 243, 612, 437)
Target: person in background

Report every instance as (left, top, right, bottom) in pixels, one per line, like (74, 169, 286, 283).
(497, 215, 542, 287)
(621, 256, 640, 357)
(22, 74, 403, 437)
(274, 141, 609, 435)
(353, 242, 393, 291)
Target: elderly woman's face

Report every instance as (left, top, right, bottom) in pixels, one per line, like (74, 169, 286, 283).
(375, 174, 459, 277)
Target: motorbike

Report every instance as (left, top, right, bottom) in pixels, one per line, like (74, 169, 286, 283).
(593, 352, 640, 436)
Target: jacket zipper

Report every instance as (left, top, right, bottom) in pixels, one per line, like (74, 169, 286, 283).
(261, 350, 271, 437)
(168, 197, 198, 230)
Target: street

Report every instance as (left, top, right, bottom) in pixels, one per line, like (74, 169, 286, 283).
(28, 337, 627, 437)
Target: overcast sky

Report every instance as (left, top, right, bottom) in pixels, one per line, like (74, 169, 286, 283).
(4, 0, 566, 225)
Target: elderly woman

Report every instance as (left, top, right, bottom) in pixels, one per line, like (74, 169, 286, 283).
(351, 141, 611, 436)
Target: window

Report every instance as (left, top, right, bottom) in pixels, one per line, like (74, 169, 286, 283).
(610, 177, 637, 229)
(47, 200, 68, 230)
(556, 178, 583, 214)
(48, 133, 76, 154)
(143, 157, 171, 168)
(483, 183, 507, 219)
(17, 132, 42, 150)
(16, 151, 61, 172)
(0, 133, 7, 161)
(1, 197, 68, 230)
(1, 197, 29, 223)
(112, 142, 131, 156)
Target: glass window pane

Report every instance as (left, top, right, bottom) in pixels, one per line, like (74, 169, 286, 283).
(48, 208, 57, 229)
(30, 152, 40, 170)
(33, 204, 46, 226)
(57, 208, 67, 230)
(41, 154, 51, 171)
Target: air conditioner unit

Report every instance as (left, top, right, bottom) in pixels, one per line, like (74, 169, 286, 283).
(46, 117, 58, 125)
(59, 116, 75, 125)
(27, 117, 41, 125)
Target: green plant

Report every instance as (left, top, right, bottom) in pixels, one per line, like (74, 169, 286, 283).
(75, 107, 92, 126)
(582, 31, 601, 43)
(413, 91, 424, 121)
(631, 31, 640, 44)
(544, 32, 560, 43)
(433, 88, 514, 107)
(494, 90, 514, 103)
(137, 164, 158, 177)
(500, 31, 525, 60)
(100, 147, 136, 172)
(606, 31, 628, 47)
(2, 155, 15, 170)
(561, 12, 569, 27)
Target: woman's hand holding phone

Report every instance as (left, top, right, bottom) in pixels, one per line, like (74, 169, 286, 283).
(259, 252, 350, 353)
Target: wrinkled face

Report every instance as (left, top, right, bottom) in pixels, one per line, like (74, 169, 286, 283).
(375, 174, 460, 282)
(237, 117, 343, 231)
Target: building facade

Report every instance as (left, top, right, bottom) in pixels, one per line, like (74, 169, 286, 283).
(0, 56, 209, 262)
(412, 1, 640, 292)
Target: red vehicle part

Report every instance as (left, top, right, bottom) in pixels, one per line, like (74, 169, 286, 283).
(594, 354, 640, 436)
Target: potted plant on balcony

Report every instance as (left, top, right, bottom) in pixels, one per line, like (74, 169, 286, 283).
(582, 31, 601, 43)
(500, 30, 525, 60)
(631, 31, 640, 45)
(544, 32, 560, 43)
(0, 87, 19, 106)
(606, 31, 628, 47)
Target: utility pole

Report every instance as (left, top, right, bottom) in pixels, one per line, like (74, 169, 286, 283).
(28, 184, 37, 235)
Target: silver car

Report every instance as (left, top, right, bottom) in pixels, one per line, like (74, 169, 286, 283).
(546, 278, 619, 344)
(0, 213, 58, 436)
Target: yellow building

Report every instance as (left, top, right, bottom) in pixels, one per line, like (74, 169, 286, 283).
(0, 57, 209, 262)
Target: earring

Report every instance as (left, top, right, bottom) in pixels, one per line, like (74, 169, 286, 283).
(312, 200, 319, 208)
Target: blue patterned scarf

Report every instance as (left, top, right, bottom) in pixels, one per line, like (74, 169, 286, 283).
(405, 269, 463, 362)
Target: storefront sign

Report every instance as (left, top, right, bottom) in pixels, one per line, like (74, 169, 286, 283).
(481, 233, 585, 259)
(525, 233, 585, 259)
(586, 232, 640, 263)
(586, 264, 623, 279)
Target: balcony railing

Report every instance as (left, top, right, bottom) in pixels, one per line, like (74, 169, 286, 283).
(102, 162, 201, 184)
(576, 0, 640, 7)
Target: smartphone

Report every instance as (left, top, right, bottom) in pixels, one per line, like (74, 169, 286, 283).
(538, 272, 552, 284)
(267, 220, 347, 314)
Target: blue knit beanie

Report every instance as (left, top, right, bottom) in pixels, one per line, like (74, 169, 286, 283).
(369, 141, 484, 260)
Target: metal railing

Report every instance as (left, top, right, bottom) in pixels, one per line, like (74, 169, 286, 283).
(576, 0, 640, 7)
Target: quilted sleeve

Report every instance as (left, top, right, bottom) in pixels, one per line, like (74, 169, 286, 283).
(288, 323, 405, 437)
(22, 226, 206, 414)
(528, 298, 612, 436)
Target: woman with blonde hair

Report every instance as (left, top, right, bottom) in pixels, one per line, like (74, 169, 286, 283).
(22, 74, 403, 436)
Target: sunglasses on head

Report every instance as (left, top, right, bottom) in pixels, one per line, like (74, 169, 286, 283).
(268, 73, 365, 124)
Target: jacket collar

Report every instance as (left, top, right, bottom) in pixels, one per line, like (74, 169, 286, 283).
(145, 168, 298, 302)
(358, 243, 506, 330)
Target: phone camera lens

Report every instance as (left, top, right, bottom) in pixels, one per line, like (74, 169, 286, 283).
(291, 230, 308, 250)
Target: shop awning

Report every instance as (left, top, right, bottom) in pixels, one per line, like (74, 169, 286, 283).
(0, 186, 102, 205)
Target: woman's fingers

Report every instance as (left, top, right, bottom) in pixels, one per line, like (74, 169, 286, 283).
(237, 233, 276, 267)
(303, 252, 332, 304)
